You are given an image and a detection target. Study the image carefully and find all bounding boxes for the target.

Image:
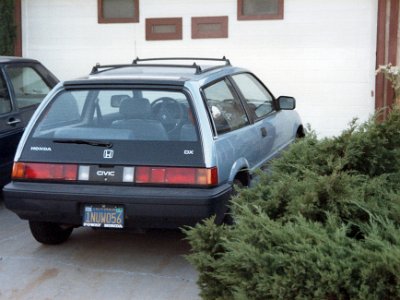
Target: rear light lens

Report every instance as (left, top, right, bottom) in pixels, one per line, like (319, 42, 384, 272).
(136, 167, 218, 186)
(78, 165, 90, 181)
(12, 162, 78, 181)
(122, 167, 135, 182)
(12, 162, 218, 186)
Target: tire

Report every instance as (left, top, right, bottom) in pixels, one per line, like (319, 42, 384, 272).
(29, 221, 73, 245)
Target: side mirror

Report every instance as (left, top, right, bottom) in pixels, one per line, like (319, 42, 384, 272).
(277, 96, 296, 110)
(111, 95, 130, 108)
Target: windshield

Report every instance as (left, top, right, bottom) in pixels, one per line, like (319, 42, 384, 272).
(32, 88, 198, 142)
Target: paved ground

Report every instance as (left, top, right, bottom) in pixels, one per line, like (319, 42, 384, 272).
(0, 195, 200, 300)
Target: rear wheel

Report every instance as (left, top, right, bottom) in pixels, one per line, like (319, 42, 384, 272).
(29, 221, 73, 245)
(296, 125, 305, 138)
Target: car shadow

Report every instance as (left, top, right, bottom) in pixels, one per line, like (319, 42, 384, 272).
(30, 226, 195, 276)
(0, 197, 199, 299)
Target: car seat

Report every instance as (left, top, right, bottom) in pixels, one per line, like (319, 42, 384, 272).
(112, 97, 168, 141)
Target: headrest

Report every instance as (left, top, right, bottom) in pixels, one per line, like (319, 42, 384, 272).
(119, 97, 151, 119)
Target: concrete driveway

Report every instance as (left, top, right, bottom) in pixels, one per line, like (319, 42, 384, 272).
(0, 196, 200, 300)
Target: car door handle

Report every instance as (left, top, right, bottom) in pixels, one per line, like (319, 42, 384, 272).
(260, 127, 268, 137)
(7, 118, 22, 126)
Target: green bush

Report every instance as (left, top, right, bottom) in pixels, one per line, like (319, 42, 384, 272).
(0, 0, 16, 56)
(184, 108, 400, 300)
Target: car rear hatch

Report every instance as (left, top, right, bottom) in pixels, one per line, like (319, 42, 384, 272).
(14, 86, 217, 187)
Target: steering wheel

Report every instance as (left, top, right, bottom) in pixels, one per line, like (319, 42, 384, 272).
(151, 97, 185, 133)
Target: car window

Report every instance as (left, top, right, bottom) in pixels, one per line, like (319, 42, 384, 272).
(33, 89, 198, 142)
(37, 91, 85, 131)
(5, 66, 51, 109)
(231, 73, 274, 119)
(0, 72, 12, 115)
(203, 79, 249, 135)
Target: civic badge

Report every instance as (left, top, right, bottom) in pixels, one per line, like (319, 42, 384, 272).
(103, 149, 114, 159)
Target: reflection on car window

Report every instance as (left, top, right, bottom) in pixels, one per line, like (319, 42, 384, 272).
(0, 73, 11, 115)
(6, 66, 51, 109)
(203, 79, 249, 135)
(33, 89, 198, 142)
(232, 73, 274, 119)
(39, 91, 85, 130)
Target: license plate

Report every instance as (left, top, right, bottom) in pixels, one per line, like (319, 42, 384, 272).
(83, 206, 124, 228)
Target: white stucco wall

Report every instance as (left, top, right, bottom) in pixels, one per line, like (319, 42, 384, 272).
(22, 0, 378, 137)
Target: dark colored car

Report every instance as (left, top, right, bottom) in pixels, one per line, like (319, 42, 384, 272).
(3, 57, 303, 244)
(0, 56, 59, 187)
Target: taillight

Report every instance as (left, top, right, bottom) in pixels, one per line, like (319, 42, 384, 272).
(136, 166, 218, 186)
(11, 162, 218, 186)
(12, 162, 78, 181)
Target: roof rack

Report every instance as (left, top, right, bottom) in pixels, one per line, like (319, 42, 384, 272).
(90, 57, 231, 75)
(133, 57, 231, 75)
(90, 64, 134, 75)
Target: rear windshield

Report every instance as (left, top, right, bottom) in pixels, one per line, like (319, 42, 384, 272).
(32, 88, 199, 142)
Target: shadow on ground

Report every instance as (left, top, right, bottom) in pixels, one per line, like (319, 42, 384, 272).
(0, 205, 199, 300)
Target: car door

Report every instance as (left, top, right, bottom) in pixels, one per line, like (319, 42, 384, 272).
(202, 78, 261, 181)
(0, 67, 24, 186)
(230, 73, 284, 164)
(4, 62, 57, 130)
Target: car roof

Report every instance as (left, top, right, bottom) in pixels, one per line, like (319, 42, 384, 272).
(63, 57, 247, 87)
(0, 56, 40, 64)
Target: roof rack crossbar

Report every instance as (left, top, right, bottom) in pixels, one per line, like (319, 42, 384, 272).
(90, 57, 231, 75)
(132, 56, 230, 65)
(132, 57, 231, 74)
(90, 64, 136, 75)
(90, 63, 203, 75)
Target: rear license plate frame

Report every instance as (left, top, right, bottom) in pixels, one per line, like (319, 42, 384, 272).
(83, 205, 124, 228)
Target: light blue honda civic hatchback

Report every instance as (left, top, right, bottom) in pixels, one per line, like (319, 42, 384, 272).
(4, 57, 303, 244)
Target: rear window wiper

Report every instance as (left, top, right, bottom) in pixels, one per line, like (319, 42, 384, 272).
(53, 139, 113, 148)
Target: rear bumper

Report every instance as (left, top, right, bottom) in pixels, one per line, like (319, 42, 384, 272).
(3, 181, 232, 228)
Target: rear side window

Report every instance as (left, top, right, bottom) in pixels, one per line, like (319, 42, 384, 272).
(231, 73, 274, 119)
(6, 66, 51, 108)
(203, 79, 249, 135)
(33, 89, 198, 142)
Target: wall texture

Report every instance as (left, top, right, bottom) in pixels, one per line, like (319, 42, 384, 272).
(21, 0, 378, 137)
